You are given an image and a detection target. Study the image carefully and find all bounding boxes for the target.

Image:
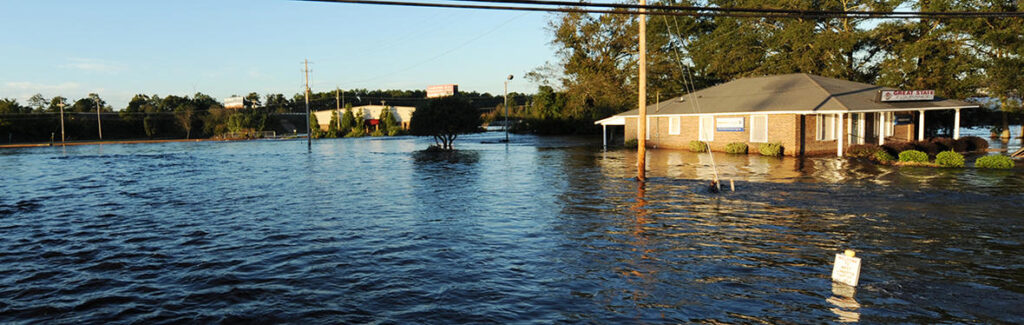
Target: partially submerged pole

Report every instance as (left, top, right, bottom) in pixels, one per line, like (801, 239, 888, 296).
(304, 59, 311, 153)
(636, 0, 647, 181)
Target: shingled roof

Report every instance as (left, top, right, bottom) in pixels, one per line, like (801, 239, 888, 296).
(603, 73, 977, 120)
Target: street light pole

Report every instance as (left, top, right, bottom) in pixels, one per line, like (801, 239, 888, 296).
(95, 99, 103, 140)
(504, 74, 513, 143)
(57, 102, 66, 146)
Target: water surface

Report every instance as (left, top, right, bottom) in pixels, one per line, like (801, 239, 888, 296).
(1, 132, 1022, 323)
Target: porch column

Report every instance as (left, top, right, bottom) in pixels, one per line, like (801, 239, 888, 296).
(847, 113, 853, 145)
(602, 124, 607, 148)
(858, 113, 865, 144)
(953, 108, 961, 139)
(837, 113, 844, 157)
(879, 112, 886, 145)
(918, 110, 925, 140)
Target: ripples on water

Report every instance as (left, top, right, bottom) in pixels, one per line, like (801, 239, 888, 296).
(1, 133, 1022, 323)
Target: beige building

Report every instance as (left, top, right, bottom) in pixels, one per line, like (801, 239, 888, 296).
(596, 73, 978, 156)
(313, 105, 416, 131)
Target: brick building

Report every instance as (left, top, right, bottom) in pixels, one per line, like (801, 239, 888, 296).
(596, 73, 978, 156)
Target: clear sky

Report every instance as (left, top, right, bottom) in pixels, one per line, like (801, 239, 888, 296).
(1, 0, 557, 108)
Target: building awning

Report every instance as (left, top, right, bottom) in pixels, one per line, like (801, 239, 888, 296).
(595, 115, 626, 126)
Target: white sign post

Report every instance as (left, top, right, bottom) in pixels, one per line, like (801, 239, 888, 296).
(832, 250, 861, 287)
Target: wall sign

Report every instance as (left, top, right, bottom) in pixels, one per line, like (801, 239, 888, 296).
(880, 90, 935, 102)
(894, 115, 913, 125)
(716, 117, 744, 132)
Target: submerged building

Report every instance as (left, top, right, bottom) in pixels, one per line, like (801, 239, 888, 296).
(596, 73, 978, 156)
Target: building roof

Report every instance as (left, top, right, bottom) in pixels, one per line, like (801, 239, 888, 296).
(598, 73, 977, 123)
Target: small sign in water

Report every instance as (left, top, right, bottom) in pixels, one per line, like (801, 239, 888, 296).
(832, 250, 861, 287)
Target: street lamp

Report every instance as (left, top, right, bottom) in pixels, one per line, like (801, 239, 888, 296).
(504, 74, 513, 143)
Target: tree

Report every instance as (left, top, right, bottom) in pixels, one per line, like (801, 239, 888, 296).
(378, 106, 398, 133)
(245, 92, 262, 108)
(28, 94, 47, 113)
(409, 96, 481, 150)
(47, 96, 67, 113)
(341, 105, 355, 132)
(309, 111, 321, 138)
(175, 103, 196, 139)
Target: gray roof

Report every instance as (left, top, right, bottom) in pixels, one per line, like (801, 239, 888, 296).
(611, 73, 977, 118)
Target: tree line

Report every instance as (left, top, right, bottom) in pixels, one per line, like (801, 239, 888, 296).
(0, 89, 533, 143)
(517, 0, 1022, 135)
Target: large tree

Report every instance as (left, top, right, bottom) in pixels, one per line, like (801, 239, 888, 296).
(409, 96, 481, 150)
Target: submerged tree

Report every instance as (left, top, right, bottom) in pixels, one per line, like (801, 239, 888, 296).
(409, 96, 480, 150)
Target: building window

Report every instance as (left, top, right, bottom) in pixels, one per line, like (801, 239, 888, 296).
(816, 114, 838, 141)
(669, 116, 680, 135)
(750, 115, 768, 142)
(699, 116, 714, 141)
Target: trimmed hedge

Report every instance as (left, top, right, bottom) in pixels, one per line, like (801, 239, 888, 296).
(725, 142, 748, 154)
(898, 150, 929, 163)
(758, 142, 783, 156)
(958, 136, 989, 152)
(846, 144, 883, 159)
(689, 140, 707, 152)
(874, 151, 895, 164)
(935, 150, 964, 168)
(975, 155, 1014, 169)
(882, 142, 914, 157)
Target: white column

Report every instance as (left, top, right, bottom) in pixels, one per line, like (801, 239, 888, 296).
(918, 110, 925, 140)
(847, 113, 853, 145)
(879, 112, 886, 145)
(858, 113, 865, 144)
(602, 124, 607, 148)
(837, 113, 844, 157)
(953, 108, 961, 139)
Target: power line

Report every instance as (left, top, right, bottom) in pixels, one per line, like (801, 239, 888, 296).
(300, 0, 1024, 19)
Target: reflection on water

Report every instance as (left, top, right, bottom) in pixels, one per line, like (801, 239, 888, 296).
(0, 133, 1022, 323)
(828, 282, 861, 323)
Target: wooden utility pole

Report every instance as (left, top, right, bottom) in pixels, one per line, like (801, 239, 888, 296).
(304, 59, 311, 152)
(95, 99, 103, 140)
(57, 102, 66, 145)
(637, 0, 647, 181)
(336, 87, 341, 130)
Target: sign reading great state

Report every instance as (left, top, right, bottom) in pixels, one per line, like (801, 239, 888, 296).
(881, 90, 935, 102)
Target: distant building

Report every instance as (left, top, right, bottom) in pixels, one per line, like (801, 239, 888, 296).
(595, 73, 978, 156)
(223, 96, 245, 109)
(313, 105, 416, 131)
(426, 84, 458, 98)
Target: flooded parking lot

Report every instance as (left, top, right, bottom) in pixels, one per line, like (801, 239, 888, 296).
(1, 132, 1022, 323)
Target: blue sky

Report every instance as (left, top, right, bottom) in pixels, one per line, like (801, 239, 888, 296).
(1, 0, 556, 108)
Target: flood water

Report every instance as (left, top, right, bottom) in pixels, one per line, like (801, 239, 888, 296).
(1, 131, 1022, 323)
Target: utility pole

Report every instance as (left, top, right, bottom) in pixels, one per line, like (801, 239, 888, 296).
(95, 98, 103, 140)
(637, 0, 647, 181)
(57, 102, 66, 146)
(504, 74, 513, 143)
(336, 87, 341, 130)
(304, 59, 311, 152)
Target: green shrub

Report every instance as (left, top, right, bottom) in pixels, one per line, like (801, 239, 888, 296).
(846, 144, 882, 159)
(975, 155, 1014, 169)
(624, 139, 638, 148)
(758, 142, 783, 156)
(689, 140, 707, 152)
(725, 142, 748, 154)
(882, 142, 914, 157)
(934, 150, 964, 167)
(388, 128, 404, 136)
(370, 128, 385, 137)
(874, 151, 895, 164)
(344, 128, 365, 138)
(898, 150, 928, 163)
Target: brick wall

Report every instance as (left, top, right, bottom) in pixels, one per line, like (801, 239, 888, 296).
(627, 114, 804, 156)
